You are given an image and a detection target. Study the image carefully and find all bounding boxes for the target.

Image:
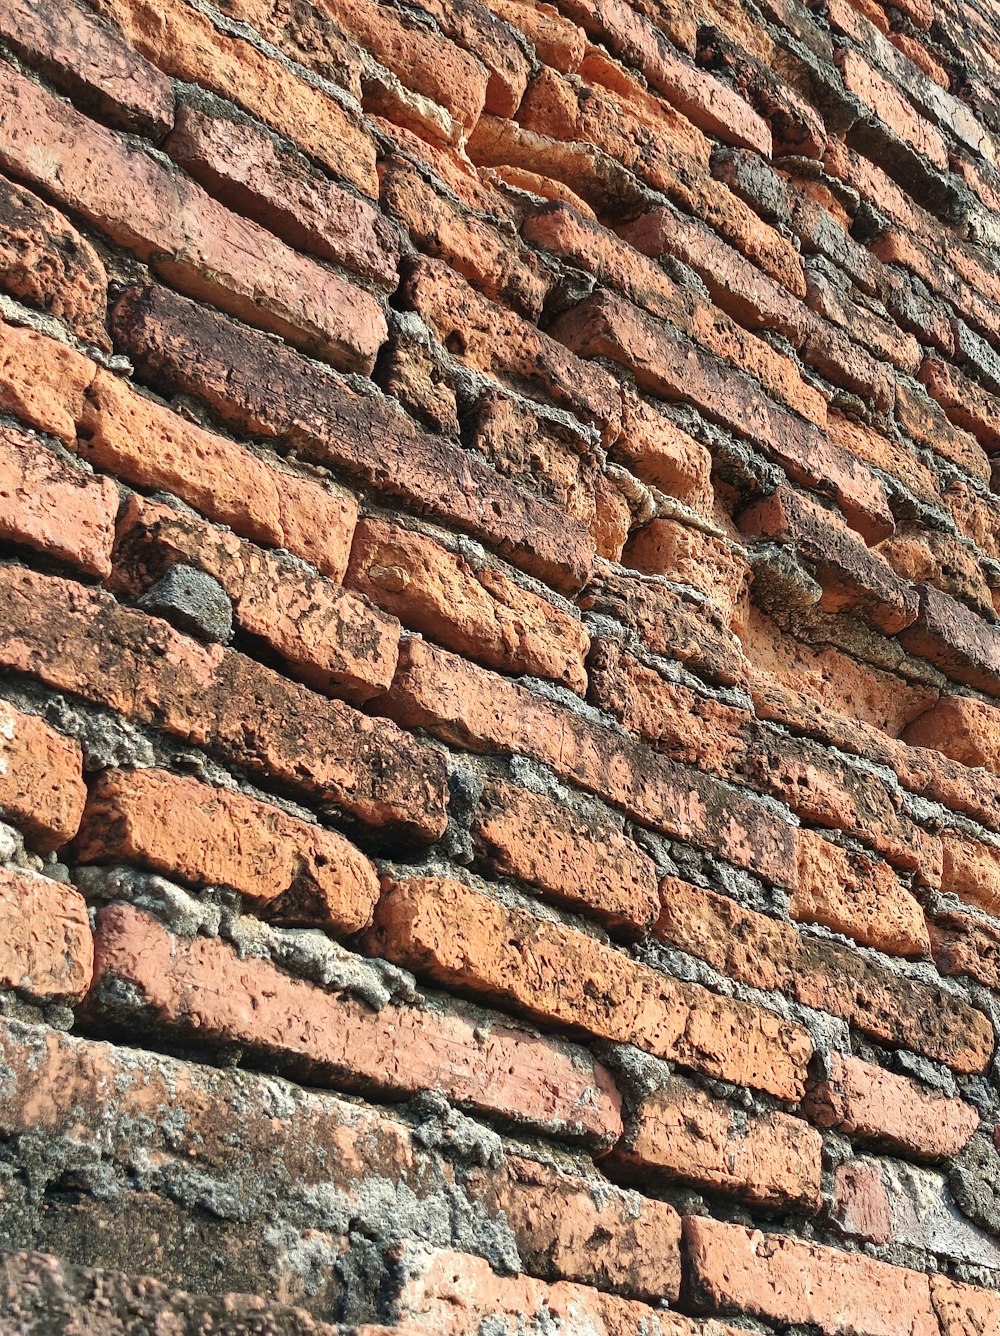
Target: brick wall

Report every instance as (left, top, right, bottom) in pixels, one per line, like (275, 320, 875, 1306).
(2, 0, 1000, 1330)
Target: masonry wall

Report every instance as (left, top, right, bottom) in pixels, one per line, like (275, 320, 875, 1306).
(3, 0, 1000, 1330)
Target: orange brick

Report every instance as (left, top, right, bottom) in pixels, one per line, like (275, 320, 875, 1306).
(471, 777, 660, 932)
(920, 356, 1000, 453)
(610, 1075, 823, 1210)
(486, 0, 587, 72)
(793, 829, 929, 958)
(623, 518, 749, 623)
(0, 318, 94, 445)
(837, 47, 948, 169)
(0, 700, 86, 851)
(0, 65, 385, 373)
(90, 903, 623, 1147)
(932, 1273, 1000, 1335)
(382, 637, 799, 887)
(804, 1053, 979, 1160)
(0, 0, 173, 137)
(165, 101, 400, 289)
(345, 517, 587, 692)
(112, 496, 397, 702)
(654, 879, 993, 1074)
(75, 768, 380, 935)
(0, 867, 92, 1004)
(0, 176, 109, 349)
(80, 370, 358, 581)
(614, 389, 713, 509)
(89, 0, 377, 196)
(0, 423, 118, 579)
(0, 566, 448, 844)
(370, 877, 813, 1100)
(939, 829, 1000, 917)
(685, 1217, 939, 1334)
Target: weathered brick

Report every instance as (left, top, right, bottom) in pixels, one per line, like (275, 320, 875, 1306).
(0, 177, 109, 349)
(382, 637, 798, 886)
(112, 496, 397, 702)
(80, 370, 358, 582)
(344, 518, 587, 692)
(370, 877, 812, 1100)
(932, 1273, 1000, 1334)
(0, 423, 118, 579)
(920, 356, 1000, 454)
(837, 47, 949, 170)
(895, 378, 990, 484)
(614, 390, 714, 509)
(578, 565, 749, 687)
(609, 1074, 823, 1210)
(411, 0, 532, 117)
(88, 0, 377, 195)
(654, 879, 994, 1073)
(471, 777, 659, 932)
(75, 768, 380, 935)
(401, 256, 621, 442)
(902, 689, 1000, 774)
(386, 1245, 739, 1334)
(0, 318, 94, 445)
(623, 518, 750, 623)
(832, 1161, 893, 1246)
(380, 154, 552, 318)
(0, 66, 386, 373)
(939, 829, 1000, 917)
(930, 908, 1000, 991)
(0, 566, 448, 844)
(0, 867, 92, 1004)
(0, 0, 173, 138)
(804, 1053, 979, 1161)
(684, 1216, 939, 1335)
(463, 1155, 682, 1301)
(110, 284, 595, 595)
(0, 700, 86, 851)
(740, 488, 917, 635)
(898, 582, 1000, 694)
(551, 288, 893, 542)
(90, 903, 622, 1146)
(165, 100, 400, 289)
(793, 828, 929, 959)
(487, 0, 587, 72)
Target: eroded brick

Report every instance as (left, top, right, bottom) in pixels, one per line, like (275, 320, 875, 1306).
(0, 867, 92, 1004)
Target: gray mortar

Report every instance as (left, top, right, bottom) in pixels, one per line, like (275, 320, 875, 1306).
(408, 1092, 505, 1169)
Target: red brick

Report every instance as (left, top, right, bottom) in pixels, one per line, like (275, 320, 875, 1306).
(793, 829, 929, 959)
(75, 767, 380, 935)
(0, 423, 118, 579)
(380, 155, 552, 319)
(0, 700, 86, 851)
(623, 519, 750, 624)
(740, 488, 916, 635)
(0, 867, 92, 1004)
(406, 0, 532, 117)
(654, 879, 994, 1073)
(609, 1075, 822, 1210)
(804, 1053, 979, 1160)
(684, 1216, 939, 1335)
(79, 370, 358, 582)
(930, 907, 1000, 991)
(344, 517, 587, 692)
(488, 0, 587, 72)
(833, 1162, 893, 1246)
(895, 378, 990, 484)
(463, 1155, 682, 1301)
(370, 876, 813, 1100)
(110, 284, 595, 596)
(939, 830, 1000, 917)
(387, 1246, 741, 1335)
(614, 390, 713, 510)
(112, 496, 397, 702)
(579, 566, 749, 687)
(617, 204, 809, 341)
(0, 176, 109, 349)
(553, 0, 771, 152)
(904, 697, 1000, 772)
(0, 0, 173, 138)
(898, 582, 1000, 694)
(0, 566, 448, 844)
(932, 1273, 1000, 1334)
(382, 637, 799, 886)
(401, 257, 621, 442)
(920, 356, 1000, 454)
(89, 0, 377, 196)
(0, 318, 95, 445)
(471, 777, 659, 932)
(0, 66, 385, 374)
(551, 288, 893, 543)
(836, 48, 948, 169)
(165, 101, 400, 289)
(90, 903, 622, 1147)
